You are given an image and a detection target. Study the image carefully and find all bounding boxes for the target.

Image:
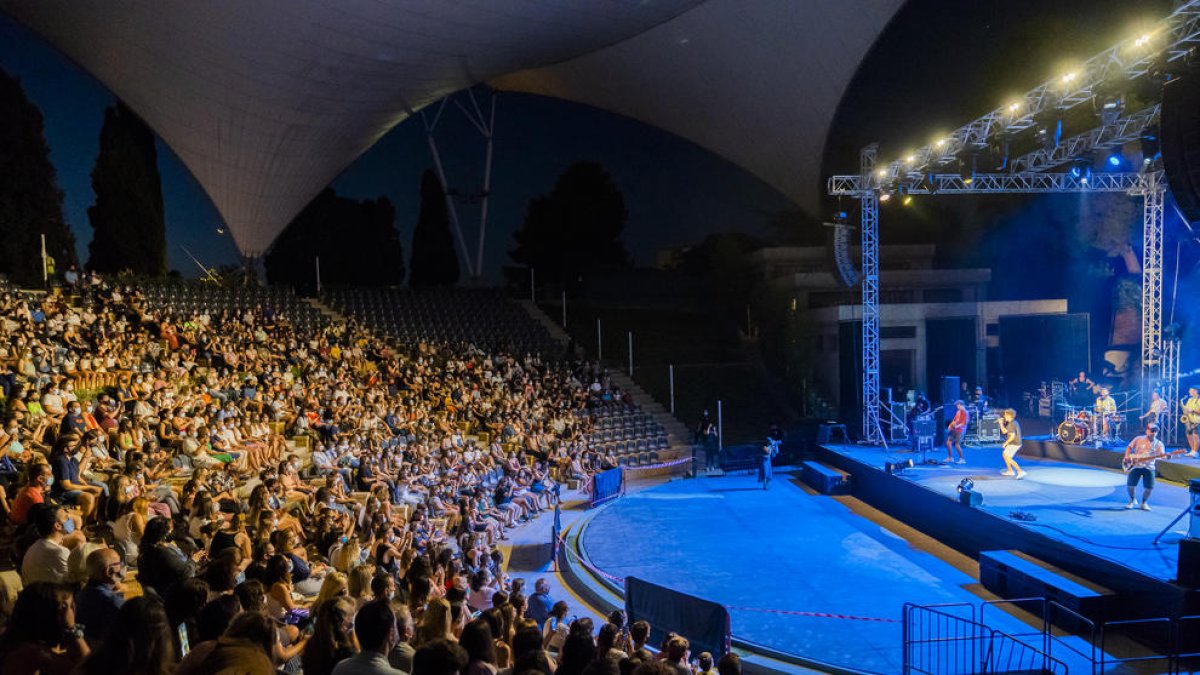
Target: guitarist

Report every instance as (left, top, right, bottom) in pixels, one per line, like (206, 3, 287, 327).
(1183, 387, 1200, 458)
(1123, 423, 1164, 511)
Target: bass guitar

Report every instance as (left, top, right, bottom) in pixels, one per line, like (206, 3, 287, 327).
(1122, 448, 1187, 473)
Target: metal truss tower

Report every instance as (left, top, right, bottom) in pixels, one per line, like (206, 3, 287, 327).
(1135, 172, 1166, 405)
(859, 145, 882, 443)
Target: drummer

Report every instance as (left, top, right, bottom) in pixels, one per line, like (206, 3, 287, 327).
(1095, 388, 1118, 437)
(972, 386, 989, 412)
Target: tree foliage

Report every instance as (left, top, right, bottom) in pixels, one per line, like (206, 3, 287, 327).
(0, 67, 76, 285)
(409, 170, 460, 288)
(86, 102, 166, 276)
(264, 188, 403, 290)
(509, 161, 630, 286)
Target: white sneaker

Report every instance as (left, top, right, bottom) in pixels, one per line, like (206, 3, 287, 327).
(956, 458, 966, 464)
(1140, 503, 1151, 511)
(1126, 501, 1137, 509)
(1188, 452, 1198, 458)
(1001, 470, 1015, 477)
(1015, 471, 1027, 480)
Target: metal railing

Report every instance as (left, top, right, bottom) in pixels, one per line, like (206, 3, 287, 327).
(903, 603, 1068, 674)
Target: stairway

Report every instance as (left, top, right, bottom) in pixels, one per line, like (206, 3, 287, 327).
(518, 300, 696, 455)
(303, 297, 347, 323)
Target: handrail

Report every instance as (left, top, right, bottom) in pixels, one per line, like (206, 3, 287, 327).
(1047, 601, 1097, 674)
(1100, 617, 1174, 674)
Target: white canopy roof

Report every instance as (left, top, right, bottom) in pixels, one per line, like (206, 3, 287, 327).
(2, 0, 902, 254)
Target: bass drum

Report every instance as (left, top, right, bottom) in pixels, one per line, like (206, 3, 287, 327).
(1057, 420, 1089, 444)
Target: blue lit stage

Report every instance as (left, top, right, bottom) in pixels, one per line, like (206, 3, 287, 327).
(573, 448, 1199, 673)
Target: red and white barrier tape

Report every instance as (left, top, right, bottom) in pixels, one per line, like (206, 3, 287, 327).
(625, 457, 694, 472)
(725, 606, 899, 623)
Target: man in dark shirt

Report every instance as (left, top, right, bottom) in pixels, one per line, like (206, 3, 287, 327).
(61, 402, 88, 435)
(50, 436, 101, 519)
(75, 547, 126, 645)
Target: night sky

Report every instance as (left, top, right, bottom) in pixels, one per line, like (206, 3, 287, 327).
(0, 0, 1193, 301)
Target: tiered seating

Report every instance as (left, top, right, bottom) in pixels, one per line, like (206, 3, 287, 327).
(581, 407, 670, 466)
(138, 283, 328, 332)
(327, 288, 558, 354)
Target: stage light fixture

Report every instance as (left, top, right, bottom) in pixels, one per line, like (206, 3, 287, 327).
(1062, 71, 1079, 85)
(885, 459, 914, 475)
(1007, 101, 1021, 113)
(1107, 153, 1122, 167)
(957, 478, 982, 506)
(902, 195, 913, 206)
(879, 191, 891, 202)
(1071, 158, 1092, 183)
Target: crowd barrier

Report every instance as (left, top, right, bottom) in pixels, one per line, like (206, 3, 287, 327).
(626, 576, 731, 658)
(590, 467, 625, 508)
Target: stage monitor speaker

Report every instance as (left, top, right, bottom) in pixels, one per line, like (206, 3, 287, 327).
(959, 490, 983, 507)
(1162, 69, 1200, 225)
(940, 376, 960, 407)
(1180, 538, 1200, 587)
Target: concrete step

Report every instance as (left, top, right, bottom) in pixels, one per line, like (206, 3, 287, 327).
(304, 297, 348, 322)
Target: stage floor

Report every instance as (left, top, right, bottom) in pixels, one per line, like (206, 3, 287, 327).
(838, 444, 1195, 583)
(579, 471, 1066, 674)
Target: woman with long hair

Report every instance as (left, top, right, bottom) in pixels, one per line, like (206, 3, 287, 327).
(0, 582, 89, 675)
(74, 596, 175, 675)
(460, 618, 499, 675)
(299, 596, 358, 675)
(311, 570, 349, 612)
(413, 597, 454, 647)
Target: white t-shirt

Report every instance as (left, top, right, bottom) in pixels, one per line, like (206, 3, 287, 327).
(22, 538, 70, 584)
(1126, 435, 1166, 470)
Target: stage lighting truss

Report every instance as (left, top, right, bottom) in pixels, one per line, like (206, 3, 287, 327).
(869, 0, 1200, 185)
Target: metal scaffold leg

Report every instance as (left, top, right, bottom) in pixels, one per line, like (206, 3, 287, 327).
(860, 144, 881, 444)
(1138, 173, 1165, 406)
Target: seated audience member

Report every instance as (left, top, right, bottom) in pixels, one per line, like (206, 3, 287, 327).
(21, 505, 73, 584)
(412, 638, 470, 675)
(72, 596, 175, 675)
(74, 547, 127, 645)
(332, 598, 407, 675)
(0, 582, 90, 675)
(174, 610, 280, 675)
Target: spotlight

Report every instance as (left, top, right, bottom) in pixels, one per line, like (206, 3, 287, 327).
(1007, 101, 1022, 113)
(957, 478, 982, 506)
(902, 195, 913, 206)
(1062, 71, 1079, 85)
(879, 192, 891, 203)
(885, 459, 914, 475)
(1107, 153, 1122, 167)
(1071, 158, 1092, 183)
(1034, 112, 1062, 151)
(876, 168, 887, 178)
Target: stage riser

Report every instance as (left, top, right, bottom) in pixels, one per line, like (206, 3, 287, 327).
(1020, 437, 1200, 483)
(815, 445, 1195, 620)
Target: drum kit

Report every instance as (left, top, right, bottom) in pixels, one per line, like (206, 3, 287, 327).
(1056, 405, 1123, 445)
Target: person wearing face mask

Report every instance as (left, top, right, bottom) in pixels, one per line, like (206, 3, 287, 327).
(75, 547, 127, 645)
(20, 505, 75, 584)
(10, 462, 85, 543)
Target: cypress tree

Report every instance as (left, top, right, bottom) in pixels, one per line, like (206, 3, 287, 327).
(0, 67, 76, 285)
(86, 102, 166, 276)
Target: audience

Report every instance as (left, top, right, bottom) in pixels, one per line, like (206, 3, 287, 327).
(0, 275, 711, 675)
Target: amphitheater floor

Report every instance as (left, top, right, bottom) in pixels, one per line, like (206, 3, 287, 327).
(575, 472, 1052, 674)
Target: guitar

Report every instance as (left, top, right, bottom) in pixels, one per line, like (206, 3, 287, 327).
(1122, 448, 1187, 473)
